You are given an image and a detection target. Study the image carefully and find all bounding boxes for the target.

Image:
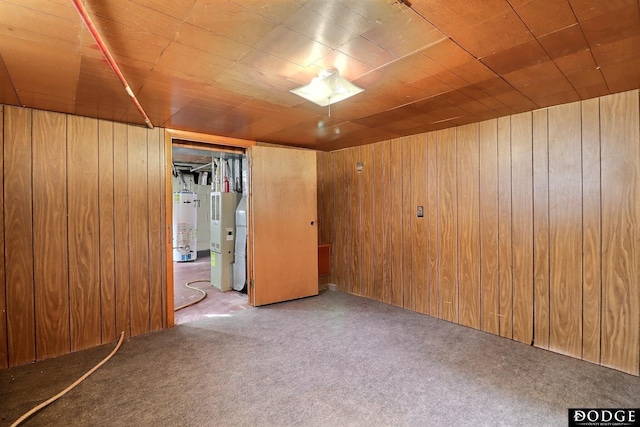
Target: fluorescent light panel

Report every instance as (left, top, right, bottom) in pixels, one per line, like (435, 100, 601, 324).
(290, 69, 364, 107)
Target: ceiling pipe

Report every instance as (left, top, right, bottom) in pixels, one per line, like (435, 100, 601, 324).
(71, 0, 153, 129)
(190, 162, 213, 173)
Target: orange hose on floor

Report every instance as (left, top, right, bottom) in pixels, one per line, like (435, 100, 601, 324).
(174, 279, 209, 311)
(10, 331, 125, 427)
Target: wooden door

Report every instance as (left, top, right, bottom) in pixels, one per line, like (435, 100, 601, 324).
(248, 145, 318, 306)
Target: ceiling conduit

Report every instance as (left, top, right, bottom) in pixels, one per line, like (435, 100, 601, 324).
(71, 0, 154, 129)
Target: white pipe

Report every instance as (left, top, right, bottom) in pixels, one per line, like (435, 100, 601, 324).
(190, 162, 213, 173)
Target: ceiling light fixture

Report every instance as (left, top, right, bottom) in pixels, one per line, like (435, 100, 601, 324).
(290, 69, 364, 116)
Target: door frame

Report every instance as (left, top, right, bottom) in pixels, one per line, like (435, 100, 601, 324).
(163, 129, 255, 327)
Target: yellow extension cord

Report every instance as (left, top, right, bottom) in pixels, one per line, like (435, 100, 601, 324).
(11, 331, 126, 427)
(174, 279, 209, 311)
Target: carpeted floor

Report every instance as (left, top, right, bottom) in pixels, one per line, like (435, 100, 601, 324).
(1, 290, 639, 426)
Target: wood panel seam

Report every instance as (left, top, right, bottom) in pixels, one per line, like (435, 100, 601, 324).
(455, 128, 460, 323)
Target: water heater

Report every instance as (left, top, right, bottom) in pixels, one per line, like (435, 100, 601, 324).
(172, 192, 198, 262)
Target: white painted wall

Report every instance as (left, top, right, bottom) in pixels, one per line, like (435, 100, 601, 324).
(195, 184, 211, 252)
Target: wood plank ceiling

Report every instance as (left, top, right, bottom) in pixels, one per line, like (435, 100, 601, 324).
(0, 0, 638, 151)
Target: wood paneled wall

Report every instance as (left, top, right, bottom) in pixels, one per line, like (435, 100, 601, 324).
(0, 105, 166, 368)
(317, 89, 640, 376)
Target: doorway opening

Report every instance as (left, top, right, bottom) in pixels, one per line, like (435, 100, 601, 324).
(164, 130, 320, 326)
(165, 130, 255, 326)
